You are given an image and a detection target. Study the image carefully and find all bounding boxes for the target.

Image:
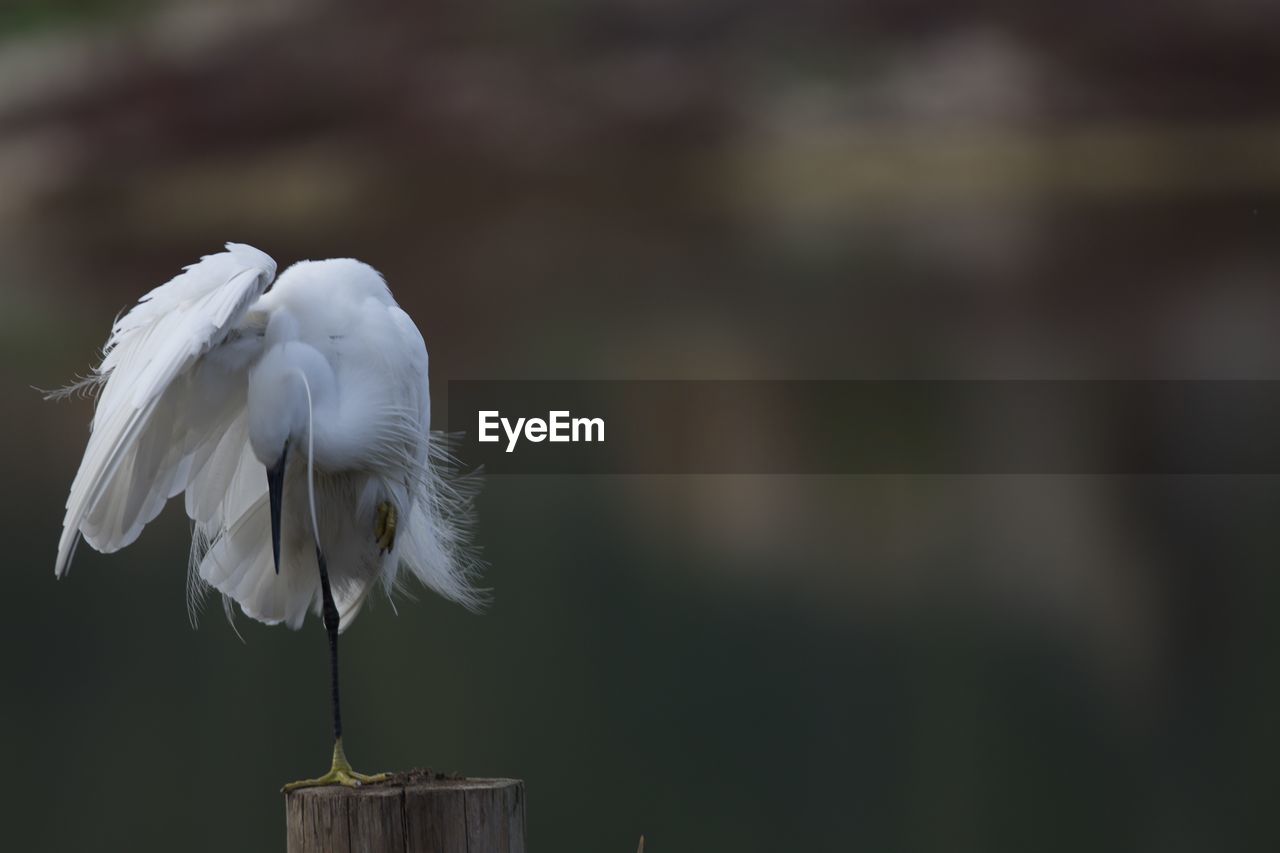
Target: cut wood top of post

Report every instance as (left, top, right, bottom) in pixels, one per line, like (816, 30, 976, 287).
(284, 776, 521, 799)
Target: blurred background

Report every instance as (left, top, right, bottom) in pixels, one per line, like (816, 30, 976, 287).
(3, 1, 1280, 850)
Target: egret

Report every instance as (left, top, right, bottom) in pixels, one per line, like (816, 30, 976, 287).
(52, 243, 482, 789)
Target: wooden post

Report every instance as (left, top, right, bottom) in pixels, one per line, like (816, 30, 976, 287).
(285, 776, 525, 853)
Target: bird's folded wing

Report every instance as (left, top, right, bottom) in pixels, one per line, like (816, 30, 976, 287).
(55, 243, 277, 577)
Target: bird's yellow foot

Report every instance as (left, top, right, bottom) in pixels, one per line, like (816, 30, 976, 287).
(374, 501, 397, 553)
(282, 739, 388, 791)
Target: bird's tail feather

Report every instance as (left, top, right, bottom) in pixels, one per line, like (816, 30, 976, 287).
(391, 431, 487, 612)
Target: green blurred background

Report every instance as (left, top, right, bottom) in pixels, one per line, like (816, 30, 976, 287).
(3, 1, 1280, 850)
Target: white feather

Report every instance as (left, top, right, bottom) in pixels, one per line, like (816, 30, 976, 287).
(55, 243, 276, 577)
(55, 244, 483, 634)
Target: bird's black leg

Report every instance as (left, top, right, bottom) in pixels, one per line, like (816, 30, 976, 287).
(316, 546, 343, 741)
(282, 547, 387, 790)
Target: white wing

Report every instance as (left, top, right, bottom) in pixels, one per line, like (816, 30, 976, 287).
(55, 243, 276, 577)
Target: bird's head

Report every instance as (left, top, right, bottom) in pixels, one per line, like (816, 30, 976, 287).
(248, 339, 335, 574)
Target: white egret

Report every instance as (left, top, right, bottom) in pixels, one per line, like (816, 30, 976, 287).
(52, 243, 482, 789)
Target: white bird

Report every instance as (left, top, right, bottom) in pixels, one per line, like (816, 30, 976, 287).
(52, 243, 482, 788)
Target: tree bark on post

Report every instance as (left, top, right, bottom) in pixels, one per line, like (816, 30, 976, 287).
(285, 777, 525, 853)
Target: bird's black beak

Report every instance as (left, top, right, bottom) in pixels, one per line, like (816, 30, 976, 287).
(267, 442, 288, 575)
